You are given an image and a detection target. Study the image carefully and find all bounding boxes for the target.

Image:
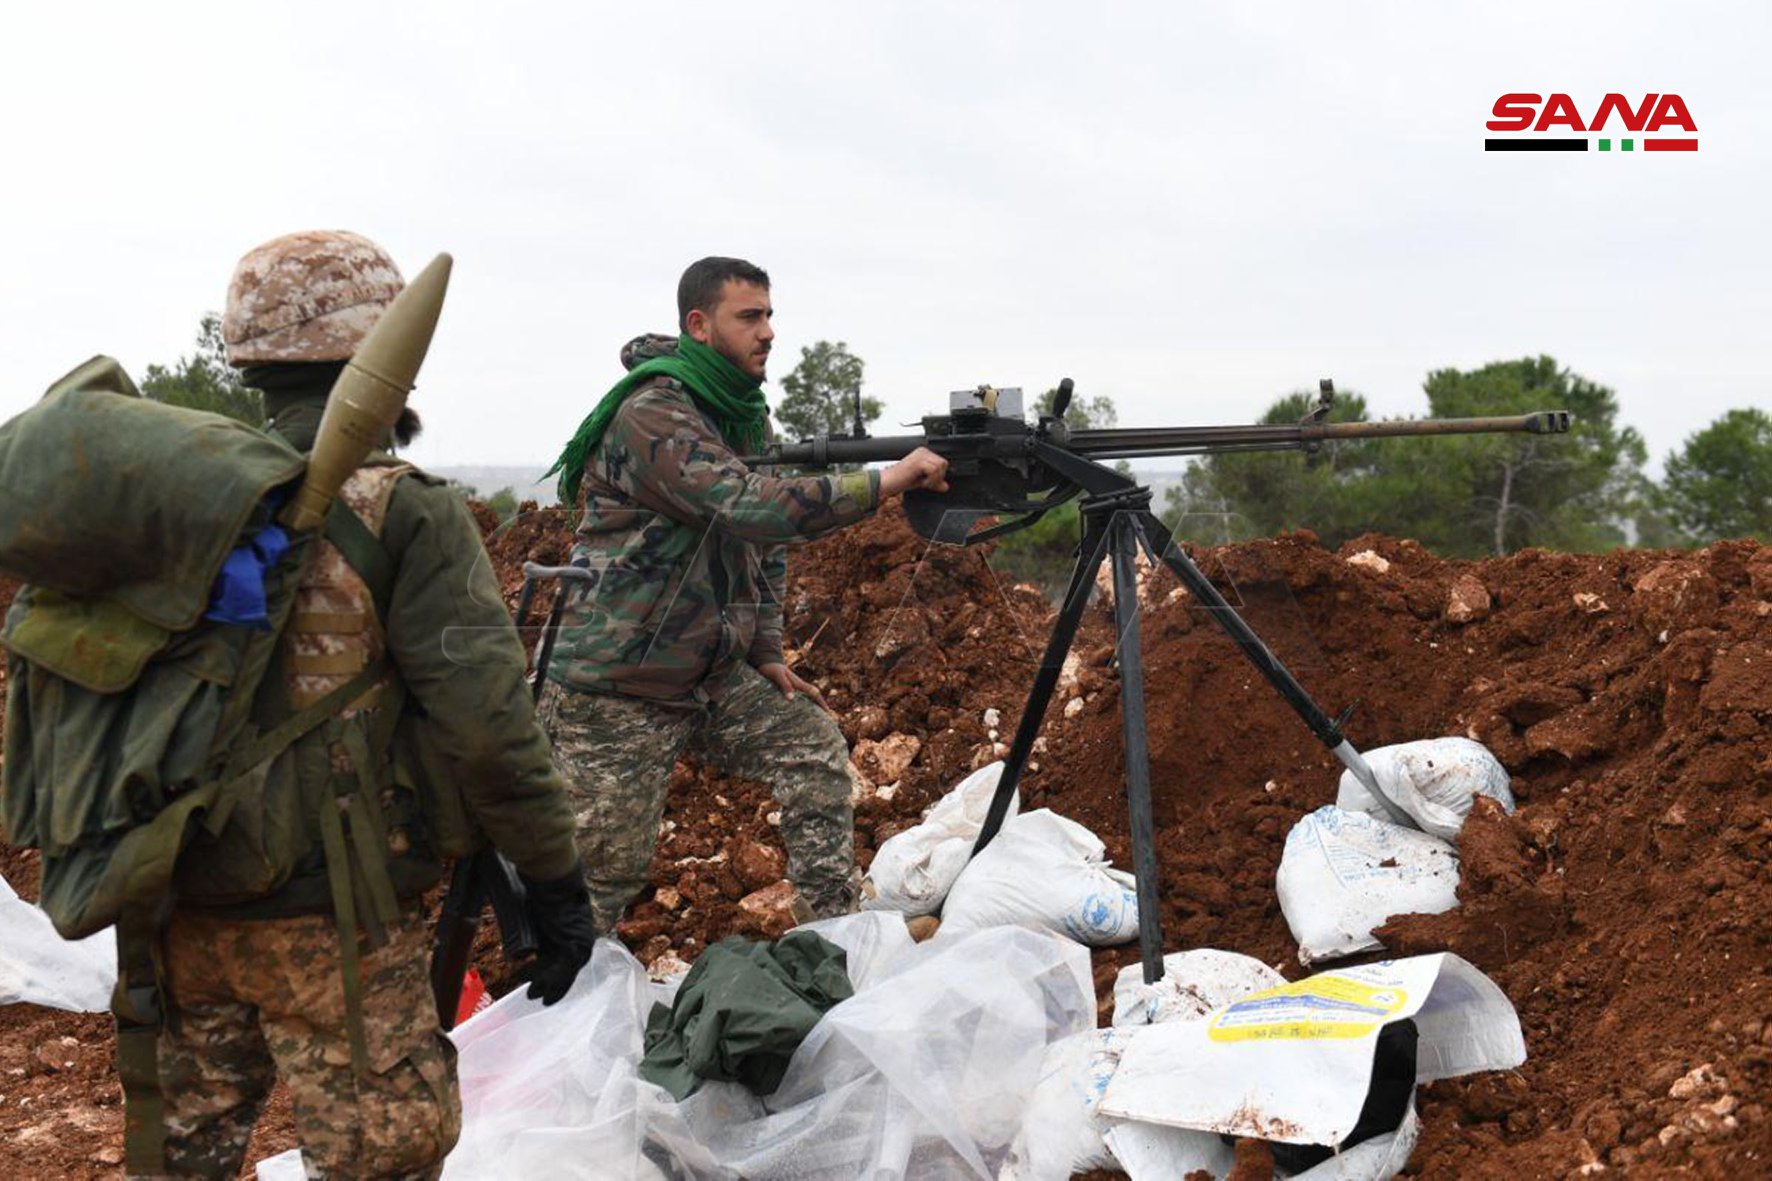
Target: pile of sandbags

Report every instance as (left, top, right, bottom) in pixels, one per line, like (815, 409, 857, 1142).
(864, 762, 1141, 948)
(1277, 738, 1513, 964)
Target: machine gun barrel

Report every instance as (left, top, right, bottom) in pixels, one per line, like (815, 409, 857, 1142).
(1068, 410, 1572, 460)
(745, 410, 1569, 468)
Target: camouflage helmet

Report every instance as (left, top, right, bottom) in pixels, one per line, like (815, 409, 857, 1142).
(221, 230, 404, 365)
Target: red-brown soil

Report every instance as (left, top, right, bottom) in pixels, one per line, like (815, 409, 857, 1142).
(4, 508, 1769, 1178)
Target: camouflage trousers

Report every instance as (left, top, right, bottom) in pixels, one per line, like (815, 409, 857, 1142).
(146, 908, 459, 1180)
(540, 662, 857, 931)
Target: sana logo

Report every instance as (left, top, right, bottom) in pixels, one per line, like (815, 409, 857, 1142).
(1485, 93, 1698, 152)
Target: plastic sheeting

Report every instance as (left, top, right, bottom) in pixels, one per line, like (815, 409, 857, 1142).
(443, 912, 1094, 1180)
(0, 871, 114, 1011)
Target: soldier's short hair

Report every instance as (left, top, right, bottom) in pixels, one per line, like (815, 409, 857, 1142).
(677, 257, 770, 331)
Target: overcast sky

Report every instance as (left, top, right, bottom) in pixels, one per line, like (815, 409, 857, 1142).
(2, 1, 1764, 479)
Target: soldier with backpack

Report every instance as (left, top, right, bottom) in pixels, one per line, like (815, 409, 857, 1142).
(1, 230, 596, 1179)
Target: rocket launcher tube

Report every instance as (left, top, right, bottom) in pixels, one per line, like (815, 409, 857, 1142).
(281, 253, 454, 533)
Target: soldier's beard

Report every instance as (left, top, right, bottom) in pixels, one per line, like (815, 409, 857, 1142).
(709, 326, 767, 381)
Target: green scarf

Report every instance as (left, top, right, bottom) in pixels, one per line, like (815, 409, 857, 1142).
(546, 334, 770, 504)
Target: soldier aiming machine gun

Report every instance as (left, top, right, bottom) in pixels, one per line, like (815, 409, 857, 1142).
(745, 379, 1571, 983)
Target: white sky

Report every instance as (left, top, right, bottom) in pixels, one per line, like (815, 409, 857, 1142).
(2, 1, 1764, 477)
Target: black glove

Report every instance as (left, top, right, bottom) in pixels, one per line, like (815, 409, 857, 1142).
(521, 865, 598, 1005)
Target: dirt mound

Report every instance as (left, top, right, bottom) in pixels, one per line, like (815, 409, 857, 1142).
(1045, 532, 1771, 1177)
(3, 513, 1768, 1177)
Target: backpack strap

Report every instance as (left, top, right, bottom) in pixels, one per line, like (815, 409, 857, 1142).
(115, 656, 388, 1173)
(324, 496, 395, 619)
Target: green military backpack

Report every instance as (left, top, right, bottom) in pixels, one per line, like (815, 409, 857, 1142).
(0, 357, 434, 1168)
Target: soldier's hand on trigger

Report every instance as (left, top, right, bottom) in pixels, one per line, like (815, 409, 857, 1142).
(757, 661, 832, 714)
(879, 447, 950, 498)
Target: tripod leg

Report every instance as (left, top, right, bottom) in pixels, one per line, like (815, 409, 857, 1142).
(1132, 512, 1410, 826)
(1110, 512, 1166, 983)
(970, 512, 1116, 856)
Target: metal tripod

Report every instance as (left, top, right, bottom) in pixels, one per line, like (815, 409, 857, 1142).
(965, 446, 1404, 985)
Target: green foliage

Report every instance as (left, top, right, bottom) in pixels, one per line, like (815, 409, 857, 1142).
(485, 486, 520, 522)
(775, 341, 881, 442)
(1164, 390, 1386, 546)
(1175, 358, 1646, 557)
(1659, 408, 1772, 541)
(983, 500, 1083, 596)
(1413, 356, 1644, 555)
(140, 314, 265, 427)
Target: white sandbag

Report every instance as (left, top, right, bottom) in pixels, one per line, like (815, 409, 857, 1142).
(1104, 1106, 1418, 1181)
(1099, 954, 1525, 1149)
(999, 1027, 1133, 1180)
(1276, 806, 1459, 966)
(863, 761, 1015, 917)
(445, 913, 1095, 1181)
(940, 809, 1139, 947)
(1103, 1120, 1233, 1179)
(1337, 738, 1513, 840)
(0, 872, 115, 1012)
(1288, 1099, 1420, 1180)
(1112, 949, 1286, 1028)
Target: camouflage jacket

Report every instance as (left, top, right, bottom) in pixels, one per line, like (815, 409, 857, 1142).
(203, 401, 582, 915)
(548, 346, 878, 703)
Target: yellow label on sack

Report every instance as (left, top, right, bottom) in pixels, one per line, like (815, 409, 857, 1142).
(1206, 976, 1410, 1042)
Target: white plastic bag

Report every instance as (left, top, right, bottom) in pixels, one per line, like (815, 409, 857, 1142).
(693, 924, 1094, 1179)
(999, 1027, 1133, 1180)
(443, 939, 706, 1181)
(941, 809, 1139, 946)
(1276, 806, 1459, 965)
(795, 909, 915, 991)
(1337, 738, 1513, 840)
(1112, 949, 1286, 1028)
(0, 872, 115, 1012)
(863, 761, 1015, 916)
(444, 913, 1095, 1181)
(1099, 954, 1525, 1149)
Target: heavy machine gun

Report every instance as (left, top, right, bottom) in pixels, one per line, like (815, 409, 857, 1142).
(746, 380, 1571, 983)
(750, 378, 1570, 546)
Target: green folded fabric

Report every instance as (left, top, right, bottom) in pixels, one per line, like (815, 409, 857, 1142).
(639, 929, 854, 1100)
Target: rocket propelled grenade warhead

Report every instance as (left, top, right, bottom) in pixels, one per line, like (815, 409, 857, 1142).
(281, 252, 453, 532)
